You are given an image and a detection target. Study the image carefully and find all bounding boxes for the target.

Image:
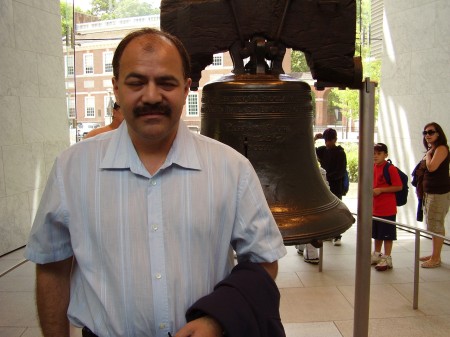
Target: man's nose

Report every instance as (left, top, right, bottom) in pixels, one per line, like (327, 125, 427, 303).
(142, 83, 162, 104)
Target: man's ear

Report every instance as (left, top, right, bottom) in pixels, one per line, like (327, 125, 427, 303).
(184, 78, 192, 99)
(112, 77, 119, 105)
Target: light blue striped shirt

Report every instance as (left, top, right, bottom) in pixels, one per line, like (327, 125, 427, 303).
(25, 120, 287, 337)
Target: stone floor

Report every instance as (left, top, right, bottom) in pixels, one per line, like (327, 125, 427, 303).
(1, 187, 450, 337)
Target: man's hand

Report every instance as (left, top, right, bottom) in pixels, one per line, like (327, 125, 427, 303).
(175, 316, 223, 337)
(259, 261, 278, 280)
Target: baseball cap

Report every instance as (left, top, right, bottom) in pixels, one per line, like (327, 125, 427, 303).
(374, 143, 388, 153)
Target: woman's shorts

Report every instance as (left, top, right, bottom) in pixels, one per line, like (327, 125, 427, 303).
(423, 192, 450, 235)
(372, 214, 397, 241)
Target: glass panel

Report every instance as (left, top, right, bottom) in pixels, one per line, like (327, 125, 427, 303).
(61, 0, 77, 143)
(65, 0, 162, 143)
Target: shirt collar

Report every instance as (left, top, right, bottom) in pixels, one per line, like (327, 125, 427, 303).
(100, 120, 202, 174)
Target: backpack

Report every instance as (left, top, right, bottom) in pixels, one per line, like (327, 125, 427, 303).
(383, 159, 409, 206)
(342, 169, 350, 196)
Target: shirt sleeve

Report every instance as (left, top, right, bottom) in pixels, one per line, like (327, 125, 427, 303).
(25, 159, 73, 264)
(232, 161, 287, 264)
(389, 165, 403, 187)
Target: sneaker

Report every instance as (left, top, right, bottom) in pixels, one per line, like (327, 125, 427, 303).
(303, 244, 319, 264)
(332, 238, 341, 246)
(295, 244, 304, 256)
(375, 255, 393, 271)
(304, 257, 319, 264)
(371, 252, 383, 265)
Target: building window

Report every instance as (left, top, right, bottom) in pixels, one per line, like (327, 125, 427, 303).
(85, 96, 95, 118)
(103, 79, 113, 88)
(103, 51, 113, 73)
(186, 92, 198, 116)
(67, 97, 75, 118)
(65, 55, 74, 76)
(84, 53, 94, 74)
(84, 80, 94, 88)
(210, 53, 223, 67)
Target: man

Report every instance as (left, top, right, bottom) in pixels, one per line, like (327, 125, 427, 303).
(314, 128, 347, 246)
(84, 102, 124, 139)
(25, 28, 287, 337)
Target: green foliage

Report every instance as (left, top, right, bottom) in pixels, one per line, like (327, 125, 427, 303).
(291, 50, 309, 73)
(341, 142, 359, 182)
(89, 0, 117, 18)
(89, 0, 159, 19)
(61, 1, 73, 37)
(326, 0, 381, 121)
(60, 1, 87, 37)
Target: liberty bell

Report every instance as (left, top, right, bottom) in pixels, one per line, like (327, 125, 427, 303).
(200, 37, 355, 245)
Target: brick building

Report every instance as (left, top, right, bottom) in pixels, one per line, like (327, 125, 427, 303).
(64, 14, 361, 142)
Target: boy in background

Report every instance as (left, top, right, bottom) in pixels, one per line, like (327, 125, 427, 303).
(371, 143, 403, 271)
(315, 128, 347, 246)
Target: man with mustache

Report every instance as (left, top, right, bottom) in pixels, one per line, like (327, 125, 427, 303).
(25, 28, 287, 337)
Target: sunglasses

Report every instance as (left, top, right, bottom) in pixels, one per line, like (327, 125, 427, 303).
(422, 130, 437, 136)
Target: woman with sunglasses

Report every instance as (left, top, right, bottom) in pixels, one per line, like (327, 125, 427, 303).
(419, 122, 450, 268)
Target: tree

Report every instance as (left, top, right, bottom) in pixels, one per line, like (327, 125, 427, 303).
(326, 0, 381, 121)
(60, 1, 86, 39)
(61, 1, 72, 37)
(115, 0, 159, 17)
(291, 50, 309, 73)
(89, 0, 159, 20)
(89, 0, 117, 18)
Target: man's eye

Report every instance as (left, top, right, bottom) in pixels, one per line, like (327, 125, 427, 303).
(160, 82, 177, 89)
(127, 82, 143, 87)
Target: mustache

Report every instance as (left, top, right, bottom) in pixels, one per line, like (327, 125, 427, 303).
(133, 103, 171, 117)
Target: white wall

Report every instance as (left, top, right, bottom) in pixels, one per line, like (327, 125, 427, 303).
(379, 0, 450, 230)
(0, 0, 69, 255)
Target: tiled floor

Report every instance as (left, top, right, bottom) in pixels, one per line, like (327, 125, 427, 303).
(1, 190, 450, 337)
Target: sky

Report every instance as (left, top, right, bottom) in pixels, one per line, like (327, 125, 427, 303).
(72, 0, 161, 11)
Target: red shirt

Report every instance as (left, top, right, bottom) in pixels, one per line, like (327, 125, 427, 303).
(373, 161, 402, 216)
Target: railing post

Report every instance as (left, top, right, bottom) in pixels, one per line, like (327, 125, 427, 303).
(413, 230, 421, 309)
(319, 245, 323, 272)
(353, 78, 376, 337)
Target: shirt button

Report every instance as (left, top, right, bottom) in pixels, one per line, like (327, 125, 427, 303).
(155, 273, 162, 279)
(159, 323, 166, 329)
(152, 224, 158, 231)
(149, 179, 157, 186)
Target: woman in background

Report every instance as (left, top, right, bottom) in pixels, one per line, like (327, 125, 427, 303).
(419, 122, 450, 268)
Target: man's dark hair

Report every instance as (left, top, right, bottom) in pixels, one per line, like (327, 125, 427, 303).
(323, 128, 337, 141)
(112, 28, 191, 80)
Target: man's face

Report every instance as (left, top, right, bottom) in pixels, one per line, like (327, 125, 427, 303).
(373, 150, 387, 165)
(112, 36, 191, 146)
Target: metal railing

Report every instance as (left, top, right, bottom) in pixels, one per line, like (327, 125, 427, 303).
(318, 214, 450, 310)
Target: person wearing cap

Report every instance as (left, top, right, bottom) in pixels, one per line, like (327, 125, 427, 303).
(371, 143, 403, 271)
(314, 128, 347, 246)
(84, 102, 124, 139)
